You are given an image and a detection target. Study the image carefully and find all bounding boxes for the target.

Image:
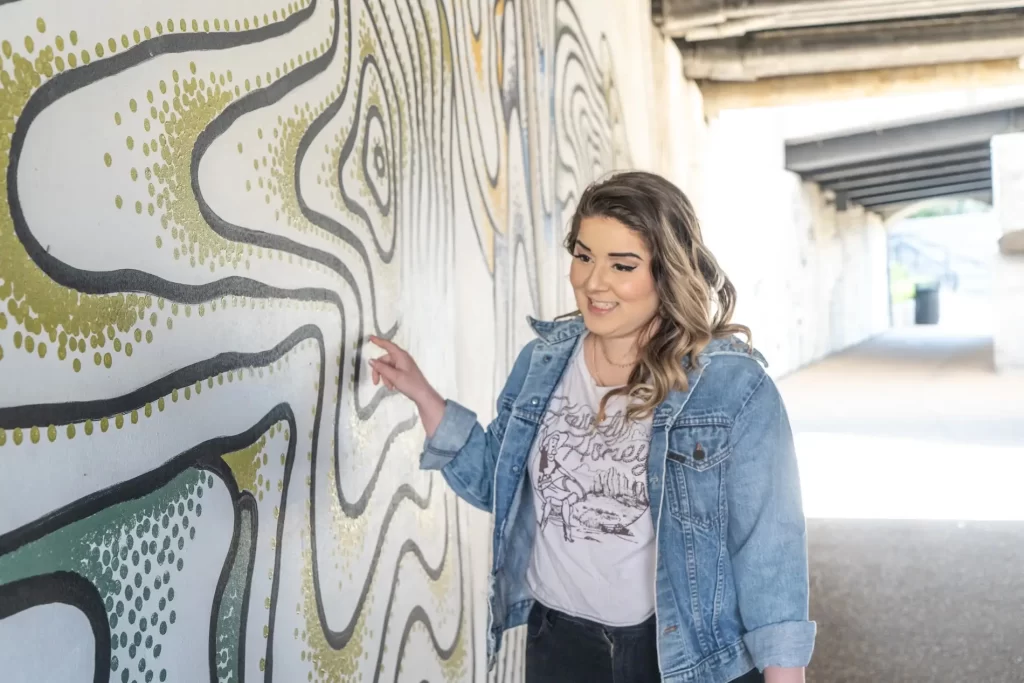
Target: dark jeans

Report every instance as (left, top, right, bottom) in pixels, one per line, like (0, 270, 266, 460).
(525, 602, 764, 683)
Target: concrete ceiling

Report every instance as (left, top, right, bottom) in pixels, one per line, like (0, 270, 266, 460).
(784, 103, 1024, 214)
(654, 0, 1024, 81)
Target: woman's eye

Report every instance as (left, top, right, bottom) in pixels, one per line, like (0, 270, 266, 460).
(613, 264, 636, 272)
(573, 253, 591, 263)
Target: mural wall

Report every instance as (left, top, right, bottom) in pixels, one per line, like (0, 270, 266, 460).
(0, 0, 630, 681)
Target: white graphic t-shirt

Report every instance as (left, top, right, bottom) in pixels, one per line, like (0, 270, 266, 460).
(525, 336, 656, 626)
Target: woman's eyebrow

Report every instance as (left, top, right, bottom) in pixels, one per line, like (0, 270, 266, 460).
(575, 240, 644, 260)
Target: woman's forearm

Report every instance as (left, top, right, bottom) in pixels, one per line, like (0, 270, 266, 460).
(414, 387, 446, 438)
(764, 666, 805, 683)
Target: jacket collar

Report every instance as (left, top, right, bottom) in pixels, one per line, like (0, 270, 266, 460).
(528, 315, 587, 345)
(526, 315, 765, 427)
(526, 315, 767, 367)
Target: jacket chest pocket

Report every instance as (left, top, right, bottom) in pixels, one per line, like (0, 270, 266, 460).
(664, 422, 731, 533)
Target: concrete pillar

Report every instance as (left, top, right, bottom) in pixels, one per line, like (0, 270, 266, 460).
(991, 133, 1024, 373)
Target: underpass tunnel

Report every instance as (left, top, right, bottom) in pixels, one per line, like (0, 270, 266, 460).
(785, 103, 1024, 368)
(2, 2, 1024, 682)
(664, 4, 1024, 677)
(773, 96, 1024, 683)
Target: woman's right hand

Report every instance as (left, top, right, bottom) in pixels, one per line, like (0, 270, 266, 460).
(367, 336, 446, 437)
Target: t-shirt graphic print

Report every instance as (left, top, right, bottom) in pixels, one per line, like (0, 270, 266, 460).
(525, 337, 656, 625)
(533, 397, 651, 542)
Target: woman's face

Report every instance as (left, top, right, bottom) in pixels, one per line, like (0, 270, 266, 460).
(569, 215, 659, 341)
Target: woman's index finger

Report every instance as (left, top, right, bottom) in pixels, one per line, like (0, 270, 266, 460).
(368, 335, 403, 356)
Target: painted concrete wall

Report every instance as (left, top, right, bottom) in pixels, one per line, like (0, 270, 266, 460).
(992, 133, 1024, 373)
(0, 2, 888, 682)
(693, 108, 891, 378)
(632, 56, 892, 377)
(0, 1, 645, 681)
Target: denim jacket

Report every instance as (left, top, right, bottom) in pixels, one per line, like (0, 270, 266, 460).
(420, 317, 815, 683)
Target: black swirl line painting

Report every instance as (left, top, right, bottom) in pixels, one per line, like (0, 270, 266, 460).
(0, 0, 630, 681)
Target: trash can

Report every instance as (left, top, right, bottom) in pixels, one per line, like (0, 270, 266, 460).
(914, 282, 940, 325)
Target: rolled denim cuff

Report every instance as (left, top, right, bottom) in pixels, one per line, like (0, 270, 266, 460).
(420, 400, 477, 470)
(742, 620, 817, 670)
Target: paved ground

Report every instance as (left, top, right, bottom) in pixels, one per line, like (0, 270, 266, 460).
(777, 327, 1024, 683)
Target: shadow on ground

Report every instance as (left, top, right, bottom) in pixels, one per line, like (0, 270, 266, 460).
(778, 328, 1024, 683)
(807, 519, 1024, 683)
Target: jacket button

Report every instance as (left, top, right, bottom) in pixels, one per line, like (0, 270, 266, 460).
(543, 356, 551, 363)
(531, 398, 539, 405)
(694, 443, 705, 460)
(512, 465, 520, 473)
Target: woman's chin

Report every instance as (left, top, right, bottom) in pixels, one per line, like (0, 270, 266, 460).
(579, 313, 606, 333)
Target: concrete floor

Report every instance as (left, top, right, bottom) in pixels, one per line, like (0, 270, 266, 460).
(777, 327, 1024, 683)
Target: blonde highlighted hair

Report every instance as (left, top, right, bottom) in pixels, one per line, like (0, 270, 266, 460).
(563, 171, 751, 423)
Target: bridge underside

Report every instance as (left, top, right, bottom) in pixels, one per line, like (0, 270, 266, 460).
(655, 1, 1024, 81)
(784, 105, 1024, 214)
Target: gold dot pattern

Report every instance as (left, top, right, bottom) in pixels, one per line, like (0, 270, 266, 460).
(0, 3, 316, 370)
(222, 17, 347, 250)
(0, 1, 507, 681)
(298, 515, 367, 681)
(0, 24, 160, 371)
(108, 7, 332, 276)
(0, 338, 315, 449)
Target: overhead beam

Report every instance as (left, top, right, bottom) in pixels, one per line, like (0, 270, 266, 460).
(821, 159, 993, 192)
(679, 12, 1024, 80)
(877, 191, 993, 218)
(655, 0, 1024, 38)
(857, 180, 993, 208)
(785, 108, 1024, 173)
(845, 170, 991, 200)
(699, 60, 1024, 117)
(681, 2, 1024, 41)
(805, 146, 991, 184)
(654, 0, 837, 34)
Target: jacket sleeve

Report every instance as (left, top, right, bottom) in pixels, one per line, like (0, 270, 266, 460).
(419, 340, 538, 512)
(726, 372, 817, 670)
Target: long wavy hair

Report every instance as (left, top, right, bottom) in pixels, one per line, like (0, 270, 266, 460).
(562, 171, 751, 423)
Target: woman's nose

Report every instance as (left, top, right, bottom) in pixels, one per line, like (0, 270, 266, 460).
(584, 264, 609, 290)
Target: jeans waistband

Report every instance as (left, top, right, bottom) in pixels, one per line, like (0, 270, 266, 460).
(534, 601, 656, 639)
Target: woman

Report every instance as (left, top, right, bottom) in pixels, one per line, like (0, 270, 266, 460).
(368, 171, 815, 683)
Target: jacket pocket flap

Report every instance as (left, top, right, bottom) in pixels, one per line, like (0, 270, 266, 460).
(666, 423, 731, 472)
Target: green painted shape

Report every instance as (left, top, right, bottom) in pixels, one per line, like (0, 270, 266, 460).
(215, 504, 254, 683)
(0, 469, 216, 683)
